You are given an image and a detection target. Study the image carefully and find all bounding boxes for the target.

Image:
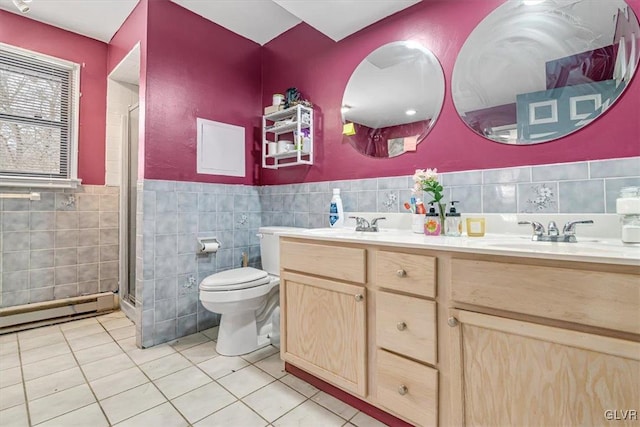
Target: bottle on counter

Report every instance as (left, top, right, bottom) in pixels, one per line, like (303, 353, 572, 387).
(329, 188, 344, 228)
(424, 202, 442, 236)
(617, 187, 640, 243)
(445, 201, 462, 236)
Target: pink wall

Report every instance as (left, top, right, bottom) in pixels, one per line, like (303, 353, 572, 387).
(107, 0, 147, 180)
(0, 10, 108, 185)
(143, 0, 262, 184)
(260, 0, 640, 185)
(107, 0, 147, 75)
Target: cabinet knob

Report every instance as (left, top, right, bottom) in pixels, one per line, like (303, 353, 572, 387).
(396, 269, 407, 278)
(447, 317, 459, 327)
(398, 385, 408, 396)
(396, 321, 407, 331)
(354, 294, 364, 302)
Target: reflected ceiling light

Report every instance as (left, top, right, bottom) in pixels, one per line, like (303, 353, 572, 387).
(523, 0, 545, 5)
(405, 109, 417, 116)
(12, 0, 30, 13)
(340, 105, 351, 114)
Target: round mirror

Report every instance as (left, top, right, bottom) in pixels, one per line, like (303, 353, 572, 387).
(452, 0, 640, 145)
(341, 41, 445, 158)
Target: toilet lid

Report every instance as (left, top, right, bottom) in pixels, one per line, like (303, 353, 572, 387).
(199, 267, 270, 291)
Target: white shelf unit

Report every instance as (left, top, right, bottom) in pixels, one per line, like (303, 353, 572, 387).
(262, 104, 313, 169)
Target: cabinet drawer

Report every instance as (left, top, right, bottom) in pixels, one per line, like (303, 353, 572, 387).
(376, 291, 437, 365)
(375, 251, 435, 298)
(451, 258, 640, 334)
(281, 239, 366, 284)
(376, 349, 438, 427)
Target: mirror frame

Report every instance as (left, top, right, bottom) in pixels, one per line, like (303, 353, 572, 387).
(341, 41, 445, 158)
(451, 0, 640, 145)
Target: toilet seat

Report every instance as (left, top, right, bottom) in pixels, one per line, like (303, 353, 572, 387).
(200, 267, 270, 292)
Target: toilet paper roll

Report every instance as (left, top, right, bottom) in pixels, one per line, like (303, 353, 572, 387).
(200, 242, 219, 253)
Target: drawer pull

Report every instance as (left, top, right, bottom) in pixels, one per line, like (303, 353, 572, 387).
(396, 269, 407, 277)
(398, 385, 409, 395)
(355, 294, 364, 302)
(448, 317, 459, 327)
(396, 321, 407, 331)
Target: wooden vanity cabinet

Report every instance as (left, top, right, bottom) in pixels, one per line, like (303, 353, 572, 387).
(372, 250, 439, 426)
(447, 256, 640, 427)
(280, 238, 441, 426)
(280, 237, 639, 427)
(280, 240, 367, 397)
(449, 309, 640, 426)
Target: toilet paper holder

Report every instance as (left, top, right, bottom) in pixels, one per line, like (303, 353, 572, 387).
(197, 236, 221, 253)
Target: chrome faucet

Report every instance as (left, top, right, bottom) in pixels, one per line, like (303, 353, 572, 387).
(349, 216, 386, 232)
(518, 221, 545, 238)
(562, 220, 595, 237)
(370, 217, 386, 232)
(519, 219, 594, 242)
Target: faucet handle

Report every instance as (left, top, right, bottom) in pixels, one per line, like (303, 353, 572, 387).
(349, 216, 369, 230)
(371, 217, 386, 231)
(518, 221, 545, 236)
(562, 220, 594, 236)
(371, 217, 386, 226)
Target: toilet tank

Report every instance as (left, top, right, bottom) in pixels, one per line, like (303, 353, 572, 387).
(258, 226, 305, 276)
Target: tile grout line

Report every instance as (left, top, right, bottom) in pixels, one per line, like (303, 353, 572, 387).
(8, 317, 368, 427)
(24, 317, 133, 425)
(207, 361, 282, 426)
(78, 316, 184, 425)
(165, 342, 268, 425)
(163, 342, 315, 426)
(59, 320, 113, 426)
(16, 334, 33, 427)
(101, 320, 192, 426)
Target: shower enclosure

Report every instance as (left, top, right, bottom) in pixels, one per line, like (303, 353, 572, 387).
(121, 104, 139, 306)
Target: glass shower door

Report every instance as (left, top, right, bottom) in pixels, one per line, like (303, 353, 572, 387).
(126, 105, 139, 303)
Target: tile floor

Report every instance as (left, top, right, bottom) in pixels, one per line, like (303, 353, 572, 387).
(0, 311, 387, 427)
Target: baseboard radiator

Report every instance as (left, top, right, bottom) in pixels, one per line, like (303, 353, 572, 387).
(0, 292, 117, 333)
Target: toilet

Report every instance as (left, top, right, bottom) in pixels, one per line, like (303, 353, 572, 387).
(199, 226, 303, 356)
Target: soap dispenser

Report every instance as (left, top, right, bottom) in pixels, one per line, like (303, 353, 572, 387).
(445, 201, 462, 236)
(424, 202, 442, 236)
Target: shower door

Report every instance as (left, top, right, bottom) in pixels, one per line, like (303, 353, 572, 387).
(125, 104, 139, 304)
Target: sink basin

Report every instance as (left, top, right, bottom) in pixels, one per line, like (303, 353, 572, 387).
(484, 239, 637, 256)
(303, 227, 353, 235)
(303, 227, 389, 236)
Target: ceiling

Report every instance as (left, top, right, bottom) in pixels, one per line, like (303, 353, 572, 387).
(0, 0, 421, 45)
(0, 0, 139, 43)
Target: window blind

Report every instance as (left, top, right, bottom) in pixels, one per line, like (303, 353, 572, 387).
(0, 47, 76, 180)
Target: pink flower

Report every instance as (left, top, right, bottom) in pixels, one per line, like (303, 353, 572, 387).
(411, 167, 444, 204)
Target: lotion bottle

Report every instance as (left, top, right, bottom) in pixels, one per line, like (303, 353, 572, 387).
(329, 188, 344, 228)
(445, 201, 462, 236)
(424, 203, 441, 236)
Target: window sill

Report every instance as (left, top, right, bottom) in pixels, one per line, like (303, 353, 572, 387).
(0, 176, 82, 189)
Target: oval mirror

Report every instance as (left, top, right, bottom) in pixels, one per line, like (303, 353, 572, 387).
(341, 41, 445, 158)
(452, 0, 640, 145)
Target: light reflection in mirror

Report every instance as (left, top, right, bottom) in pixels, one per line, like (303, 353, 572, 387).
(452, 0, 640, 145)
(341, 41, 445, 158)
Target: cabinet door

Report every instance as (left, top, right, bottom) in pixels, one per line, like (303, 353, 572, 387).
(448, 309, 640, 426)
(281, 271, 367, 397)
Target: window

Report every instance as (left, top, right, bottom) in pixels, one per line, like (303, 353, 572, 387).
(0, 43, 80, 187)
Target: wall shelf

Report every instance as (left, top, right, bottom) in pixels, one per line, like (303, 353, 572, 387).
(262, 104, 314, 169)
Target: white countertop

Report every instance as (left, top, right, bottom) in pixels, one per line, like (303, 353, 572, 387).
(277, 228, 640, 266)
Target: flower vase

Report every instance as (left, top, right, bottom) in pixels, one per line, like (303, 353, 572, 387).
(438, 203, 446, 235)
